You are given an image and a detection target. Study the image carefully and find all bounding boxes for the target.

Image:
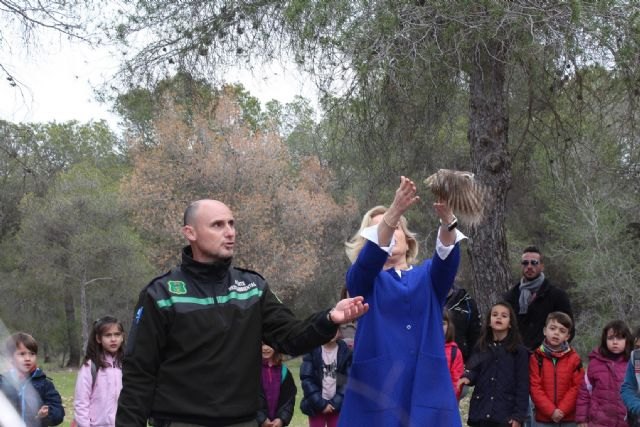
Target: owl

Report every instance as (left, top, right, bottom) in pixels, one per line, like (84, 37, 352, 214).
(424, 169, 487, 227)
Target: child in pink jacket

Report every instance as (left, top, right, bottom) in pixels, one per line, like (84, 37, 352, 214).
(73, 316, 125, 427)
(576, 319, 633, 427)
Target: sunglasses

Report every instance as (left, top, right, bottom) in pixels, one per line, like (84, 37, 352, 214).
(521, 260, 540, 266)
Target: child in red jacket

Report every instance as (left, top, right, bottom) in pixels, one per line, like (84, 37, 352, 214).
(530, 311, 584, 426)
(443, 309, 464, 400)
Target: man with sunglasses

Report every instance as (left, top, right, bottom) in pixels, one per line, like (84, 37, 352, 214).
(504, 246, 574, 351)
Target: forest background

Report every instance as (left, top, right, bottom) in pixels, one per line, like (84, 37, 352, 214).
(0, 0, 639, 367)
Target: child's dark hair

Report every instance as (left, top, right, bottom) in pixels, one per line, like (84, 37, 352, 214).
(476, 302, 522, 353)
(545, 311, 573, 332)
(443, 309, 456, 343)
(84, 316, 125, 369)
(262, 342, 283, 365)
(633, 326, 640, 348)
(600, 319, 633, 360)
(6, 332, 38, 355)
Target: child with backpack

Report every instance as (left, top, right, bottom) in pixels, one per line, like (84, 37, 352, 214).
(299, 331, 351, 427)
(257, 343, 297, 427)
(575, 320, 632, 427)
(458, 301, 529, 426)
(530, 311, 584, 426)
(0, 331, 65, 427)
(73, 316, 125, 427)
(443, 309, 464, 401)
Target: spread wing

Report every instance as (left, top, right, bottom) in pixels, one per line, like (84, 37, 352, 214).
(424, 169, 488, 226)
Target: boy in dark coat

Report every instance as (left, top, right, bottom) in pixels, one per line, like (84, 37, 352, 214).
(1, 332, 64, 427)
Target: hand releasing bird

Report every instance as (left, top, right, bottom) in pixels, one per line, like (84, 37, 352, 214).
(424, 169, 487, 227)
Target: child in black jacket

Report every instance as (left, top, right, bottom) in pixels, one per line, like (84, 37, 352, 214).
(300, 333, 352, 427)
(458, 302, 529, 427)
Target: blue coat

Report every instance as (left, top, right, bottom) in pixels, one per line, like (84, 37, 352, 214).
(339, 240, 461, 427)
(621, 351, 640, 421)
(0, 368, 65, 427)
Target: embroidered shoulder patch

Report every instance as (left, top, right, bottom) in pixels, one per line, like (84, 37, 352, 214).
(167, 280, 187, 295)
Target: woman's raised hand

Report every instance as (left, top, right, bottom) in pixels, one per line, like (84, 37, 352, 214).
(387, 176, 420, 221)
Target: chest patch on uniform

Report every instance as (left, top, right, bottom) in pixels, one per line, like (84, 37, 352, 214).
(167, 280, 187, 295)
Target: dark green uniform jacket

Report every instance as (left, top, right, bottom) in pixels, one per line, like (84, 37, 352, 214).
(116, 247, 337, 427)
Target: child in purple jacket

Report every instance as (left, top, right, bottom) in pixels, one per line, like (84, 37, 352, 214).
(257, 343, 297, 427)
(576, 319, 633, 427)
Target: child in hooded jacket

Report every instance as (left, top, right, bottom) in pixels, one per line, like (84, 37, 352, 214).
(73, 316, 125, 427)
(0, 332, 65, 427)
(576, 320, 632, 427)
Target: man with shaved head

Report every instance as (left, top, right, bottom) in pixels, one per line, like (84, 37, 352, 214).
(117, 200, 368, 427)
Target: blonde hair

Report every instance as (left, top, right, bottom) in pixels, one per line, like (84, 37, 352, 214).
(345, 205, 419, 264)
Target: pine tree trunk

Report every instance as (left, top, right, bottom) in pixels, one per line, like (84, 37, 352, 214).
(64, 286, 81, 367)
(80, 280, 88, 354)
(467, 41, 513, 313)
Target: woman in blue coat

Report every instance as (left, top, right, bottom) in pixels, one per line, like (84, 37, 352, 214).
(339, 176, 465, 427)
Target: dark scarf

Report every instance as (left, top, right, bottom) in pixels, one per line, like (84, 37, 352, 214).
(540, 340, 570, 358)
(518, 273, 545, 314)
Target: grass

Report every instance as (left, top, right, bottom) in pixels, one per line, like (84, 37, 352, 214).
(45, 358, 470, 427)
(45, 366, 79, 427)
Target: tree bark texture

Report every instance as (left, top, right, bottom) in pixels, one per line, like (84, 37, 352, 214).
(467, 40, 513, 314)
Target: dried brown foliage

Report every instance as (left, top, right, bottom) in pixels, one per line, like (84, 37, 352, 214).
(122, 86, 357, 301)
